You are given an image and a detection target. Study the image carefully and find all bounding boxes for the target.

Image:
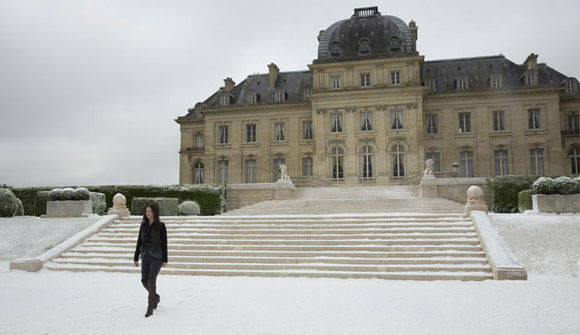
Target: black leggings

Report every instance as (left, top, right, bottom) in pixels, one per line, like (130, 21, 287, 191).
(141, 255, 162, 283)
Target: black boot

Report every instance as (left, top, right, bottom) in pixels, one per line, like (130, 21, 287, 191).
(142, 279, 160, 309)
(145, 278, 156, 317)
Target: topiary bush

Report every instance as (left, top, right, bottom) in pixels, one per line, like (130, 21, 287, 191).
(178, 200, 200, 216)
(517, 190, 533, 213)
(9, 184, 225, 216)
(89, 192, 107, 215)
(131, 197, 179, 216)
(15, 198, 24, 216)
(0, 188, 19, 217)
(532, 176, 580, 195)
(72, 187, 91, 200)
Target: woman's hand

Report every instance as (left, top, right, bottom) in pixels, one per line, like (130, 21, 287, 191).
(161, 262, 167, 267)
(134, 261, 138, 267)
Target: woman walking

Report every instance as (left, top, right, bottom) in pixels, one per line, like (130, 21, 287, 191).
(133, 203, 168, 317)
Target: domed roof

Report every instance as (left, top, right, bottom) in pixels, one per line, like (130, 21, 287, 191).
(315, 7, 418, 64)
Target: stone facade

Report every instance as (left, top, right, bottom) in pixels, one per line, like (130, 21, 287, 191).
(175, 6, 580, 185)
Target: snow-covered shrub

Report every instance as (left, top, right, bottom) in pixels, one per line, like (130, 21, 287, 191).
(0, 188, 19, 217)
(131, 197, 179, 216)
(15, 198, 24, 216)
(532, 177, 557, 195)
(89, 192, 106, 215)
(72, 187, 91, 201)
(553, 176, 579, 195)
(49, 187, 90, 201)
(517, 190, 533, 213)
(178, 200, 200, 216)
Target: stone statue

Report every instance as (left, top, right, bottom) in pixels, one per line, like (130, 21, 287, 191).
(278, 163, 291, 180)
(107, 192, 131, 218)
(464, 185, 488, 217)
(424, 159, 434, 176)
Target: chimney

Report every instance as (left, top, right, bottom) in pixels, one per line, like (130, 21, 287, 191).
(523, 53, 538, 71)
(409, 20, 418, 43)
(268, 63, 279, 88)
(223, 77, 235, 92)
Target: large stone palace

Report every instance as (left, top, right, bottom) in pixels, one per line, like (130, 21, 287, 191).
(175, 6, 580, 185)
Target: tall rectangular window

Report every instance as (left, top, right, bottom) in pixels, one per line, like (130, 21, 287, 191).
(218, 160, 229, 184)
(303, 120, 313, 140)
(360, 72, 370, 87)
(330, 112, 342, 132)
(528, 108, 540, 129)
(459, 112, 471, 133)
(529, 149, 544, 175)
(391, 71, 400, 85)
(567, 111, 579, 134)
(274, 122, 286, 141)
(426, 114, 438, 134)
(427, 80, 436, 93)
(391, 109, 403, 129)
(425, 152, 441, 172)
(494, 150, 509, 176)
(361, 111, 373, 131)
(457, 77, 469, 91)
(194, 133, 204, 149)
(245, 159, 257, 183)
(492, 110, 505, 131)
(490, 75, 502, 88)
(331, 74, 341, 89)
(246, 123, 256, 143)
(459, 151, 474, 177)
(218, 125, 229, 144)
(302, 157, 313, 177)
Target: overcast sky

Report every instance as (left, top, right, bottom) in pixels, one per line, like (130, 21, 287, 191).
(1, 0, 579, 187)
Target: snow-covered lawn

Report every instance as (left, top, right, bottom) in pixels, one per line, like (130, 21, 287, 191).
(0, 212, 578, 334)
(0, 216, 100, 261)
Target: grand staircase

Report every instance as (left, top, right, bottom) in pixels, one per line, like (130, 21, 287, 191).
(44, 186, 493, 281)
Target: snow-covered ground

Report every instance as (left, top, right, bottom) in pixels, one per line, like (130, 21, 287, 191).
(0, 216, 100, 261)
(0, 212, 578, 334)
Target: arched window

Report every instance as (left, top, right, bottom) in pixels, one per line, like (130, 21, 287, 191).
(391, 144, 405, 178)
(389, 37, 400, 50)
(329, 145, 344, 181)
(359, 38, 371, 54)
(193, 160, 204, 184)
(569, 146, 580, 175)
(330, 42, 341, 56)
(359, 144, 374, 180)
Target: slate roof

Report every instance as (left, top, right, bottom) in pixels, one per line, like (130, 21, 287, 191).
(178, 55, 574, 120)
(422, 54, 570, 94)
(315, 7, 417, 64)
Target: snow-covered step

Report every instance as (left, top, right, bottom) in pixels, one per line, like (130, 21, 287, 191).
(59, 253, 489, 265)
(44, 262, 493, 281)
(49, 257, 492, 273)
(100, 227, 476, 235)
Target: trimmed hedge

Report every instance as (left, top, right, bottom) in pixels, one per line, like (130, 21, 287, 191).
(490, 174, 578, 213)
(517, 190, 533, 213)
(89, 192, 107, 215)
(0, 188, 19, 217)
(9, 184, 225, 216)
(179, 200, 201, 216)
(131, 197, 179, 216)
(532, 176, 580, 195)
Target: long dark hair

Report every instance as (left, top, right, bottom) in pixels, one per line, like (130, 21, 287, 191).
(142, 202, 161, 226)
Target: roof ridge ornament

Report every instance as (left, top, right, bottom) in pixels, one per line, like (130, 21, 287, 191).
(352, 6, 380, 18)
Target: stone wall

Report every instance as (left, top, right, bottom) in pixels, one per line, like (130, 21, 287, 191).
(225, 181, 295, 211)
(420, 177, 491, 207)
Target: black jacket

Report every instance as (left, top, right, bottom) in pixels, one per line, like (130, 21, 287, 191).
(134, 220, 168, 263)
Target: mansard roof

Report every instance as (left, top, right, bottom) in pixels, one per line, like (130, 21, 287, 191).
(422, 54, 569, 94)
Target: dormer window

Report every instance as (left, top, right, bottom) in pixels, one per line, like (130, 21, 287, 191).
(219, 94, 230, 106)
(359, 38, 371, 54)
(275, 90, 288, 103)
(565, 78, 578, 93)
(456, 76, 469, 91)
(247, 91, 261, 104)
(389, 37, 400, 50)
(426, 79, 436, 93)
(330, 42, 341, 56)
(490, 74, 503, 89)
(524, 71, 537, 86)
